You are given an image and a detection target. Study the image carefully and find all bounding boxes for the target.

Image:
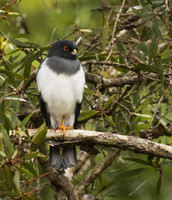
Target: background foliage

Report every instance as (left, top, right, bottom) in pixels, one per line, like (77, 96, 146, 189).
(0, 0, 172, 199)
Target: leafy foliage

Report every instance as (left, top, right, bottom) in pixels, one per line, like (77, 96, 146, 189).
(0, 0, 172, 199)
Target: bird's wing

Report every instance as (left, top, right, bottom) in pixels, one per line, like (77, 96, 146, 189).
(38, 93, 51, 128)
(73, 102, 81, 129)
(37, 60, 51, 128)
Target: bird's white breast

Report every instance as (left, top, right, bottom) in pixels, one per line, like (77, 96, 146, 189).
(37, 58, 85, 128)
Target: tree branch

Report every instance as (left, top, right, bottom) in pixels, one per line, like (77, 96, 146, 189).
(139, 124, 172, 139)
(74, 148, 120, 198)
(85, 72, 143, 87)
(29, 129, 172, 159)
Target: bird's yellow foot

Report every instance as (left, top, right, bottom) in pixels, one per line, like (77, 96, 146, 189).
(58, 125, 73, 135)
(57, 116, 73, 135)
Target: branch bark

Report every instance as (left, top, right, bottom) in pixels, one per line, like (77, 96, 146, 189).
(29, 129, 172, 159)
(28, 127, 172, 199)
(85, 72, 143, 87)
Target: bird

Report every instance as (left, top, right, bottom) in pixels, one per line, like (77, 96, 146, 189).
(36, 40, 85, 171)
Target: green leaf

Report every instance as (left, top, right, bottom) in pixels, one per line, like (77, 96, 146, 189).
(135, 64, 157, 73)
(10, 38, 40, 48)
(0, 112, 12, 132)
(23, 50, 43, 82)
(0, 151, 6, 158)
(79, 29, 92, 33)
(121, 111, 132, 128)
(14, 170, 21, 194)
(32, 124, 47, 146)
(5, 165, 14, 191)
(79, 110, 99, 122)
(21, 161, 38, 177)
(0, 69, 25, 80)
(116, 41, 126, 53)
(0, 10, 19, 15)
(2, 60, 16, 86)
(131, 112, 152, 118)
(124, 158, 152, 166)
(0, 192, 19, 198)
(154, 57, 164, 86)
(115, 168, 146, 178)
(36, 152, 46, 160)
(103, 113, 116, 127)
(8, 12, 20, 15)
(84, 87, 98, 96)
(102, 20, 109, 51)
(12, 149, 18, 159)
(1, 129, 14, 157)
(14, 164, 33, 177)
(103, 95, 115, 110)
(138, 42, 149, 56)
(135, 97, 151, 112)
(152, 17, 162, 38)
(19, 112, 33, 129)
(23, 151, 44, 159)
(97, 179, 118, 195)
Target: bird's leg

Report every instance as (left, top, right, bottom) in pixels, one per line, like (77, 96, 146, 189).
(58, 116, 73, 135)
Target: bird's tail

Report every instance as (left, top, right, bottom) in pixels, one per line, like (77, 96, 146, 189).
(50, 144, 77, 171)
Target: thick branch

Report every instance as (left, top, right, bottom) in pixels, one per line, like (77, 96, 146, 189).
(29, 129, 172, 159)
(85, 72, 143, 87)
(139, 124, 172, 139)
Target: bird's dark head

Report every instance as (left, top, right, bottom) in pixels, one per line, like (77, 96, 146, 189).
(47, 40, 78, 60)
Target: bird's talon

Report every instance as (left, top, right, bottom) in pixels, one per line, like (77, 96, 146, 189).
(58, 125, 73, 135)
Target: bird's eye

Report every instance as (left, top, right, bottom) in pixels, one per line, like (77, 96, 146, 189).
(63, 46, 69, 51)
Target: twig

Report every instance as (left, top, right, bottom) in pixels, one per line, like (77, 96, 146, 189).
(149, 85, 171, 127)
(140, 124, 172, 139)
(0, 15, 7, 21)
(62, 24, 79, 41)
(165, 0, 170, 12)
(23, 187, 40, 198)
(0, 0, 18, 10)
(105, 0, 126, 61)
(22, 172, 49, 186)
(82, 60, 135, 71)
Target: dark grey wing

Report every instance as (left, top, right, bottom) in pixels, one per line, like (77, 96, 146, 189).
(39, 93, 51, 128)
(73, 102, 82, 129)
(39, 93, 63, 170)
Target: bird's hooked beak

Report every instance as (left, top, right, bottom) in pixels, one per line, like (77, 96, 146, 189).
(72, 49, 77, 55)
